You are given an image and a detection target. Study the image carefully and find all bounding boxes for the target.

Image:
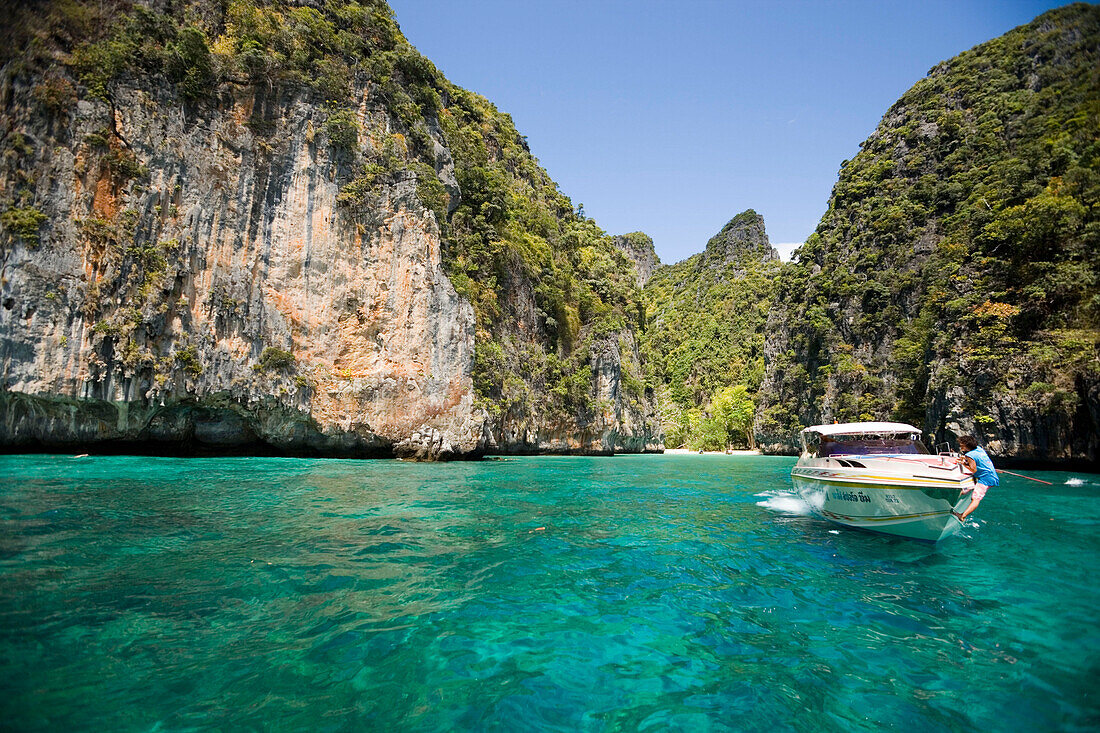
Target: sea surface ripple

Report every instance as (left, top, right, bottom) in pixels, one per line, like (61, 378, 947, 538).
(1, 454, 1097, 731)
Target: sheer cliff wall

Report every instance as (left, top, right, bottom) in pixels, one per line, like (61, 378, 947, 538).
(0, 1, 660, 457)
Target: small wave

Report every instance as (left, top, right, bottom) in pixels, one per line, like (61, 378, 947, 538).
(1065, 478, 1085, 486)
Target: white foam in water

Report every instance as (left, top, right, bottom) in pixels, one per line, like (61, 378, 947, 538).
(755, 490, 820, 516)
(1065, 478, 1085, 486)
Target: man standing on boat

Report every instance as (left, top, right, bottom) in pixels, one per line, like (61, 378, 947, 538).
(956, 435, 999, 521)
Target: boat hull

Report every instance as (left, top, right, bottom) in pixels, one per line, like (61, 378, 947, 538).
(791, 466, 970, 542)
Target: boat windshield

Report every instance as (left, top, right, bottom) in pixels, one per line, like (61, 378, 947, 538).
(807, 432, 930, 457)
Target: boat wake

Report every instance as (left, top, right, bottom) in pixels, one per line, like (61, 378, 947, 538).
(755, 489, 823, 516)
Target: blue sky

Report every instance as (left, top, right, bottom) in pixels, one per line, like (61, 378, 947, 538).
(389, 0, 1068, 264)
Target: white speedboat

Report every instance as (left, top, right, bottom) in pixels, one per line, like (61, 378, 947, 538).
(790, 422, 973, 542)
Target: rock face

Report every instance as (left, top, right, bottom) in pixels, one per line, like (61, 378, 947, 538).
(487, 329, 662, 455)
(755, 5, 1100, 466)
(613, 232, 659, 287)
(0, 82, 478, 458)
(0, 1, 660, 458)
(699, 210, 778, 273)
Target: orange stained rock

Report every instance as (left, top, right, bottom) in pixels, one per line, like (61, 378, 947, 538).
(91, 172, 119, 220)
(265, 287, 302, 329)
(231, 98, 254, 127)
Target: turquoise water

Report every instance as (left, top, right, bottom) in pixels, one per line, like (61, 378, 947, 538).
(1, 454, 1097, 731)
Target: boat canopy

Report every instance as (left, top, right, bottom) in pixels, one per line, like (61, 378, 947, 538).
(802, 422, 921, 436)
(800, 422, 929, 457)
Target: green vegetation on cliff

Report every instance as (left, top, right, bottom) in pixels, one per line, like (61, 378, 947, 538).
(642, 211, 779, 449)
(757, 3, 1100, 457)
(433, 90, 646, 424)
(0, 206, 48, 247)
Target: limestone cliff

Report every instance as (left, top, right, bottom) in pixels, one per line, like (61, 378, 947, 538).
(755, 4, 1100, 466)
(698, 210, 778, 273)
(613, 232, 659, 287)
(641, 210, 780, 449)
(0, 0, 660, 457)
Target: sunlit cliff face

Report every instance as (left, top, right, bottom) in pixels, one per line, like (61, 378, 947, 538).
(0, 79, 486, 457)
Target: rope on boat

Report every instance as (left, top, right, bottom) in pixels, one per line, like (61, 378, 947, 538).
(997, 469, 1052, 485)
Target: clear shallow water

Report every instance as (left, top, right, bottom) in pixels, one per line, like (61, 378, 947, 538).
(1, 454, 1097, 732)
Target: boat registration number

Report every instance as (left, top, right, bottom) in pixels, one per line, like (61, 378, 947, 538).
(829, 489, 901, 504)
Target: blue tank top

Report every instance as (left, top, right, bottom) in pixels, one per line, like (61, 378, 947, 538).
(965, 446, 999, 486)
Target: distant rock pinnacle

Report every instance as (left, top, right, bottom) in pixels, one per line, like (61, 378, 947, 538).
(701, 209, 778, 272)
